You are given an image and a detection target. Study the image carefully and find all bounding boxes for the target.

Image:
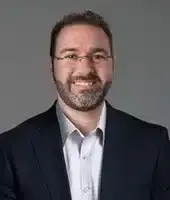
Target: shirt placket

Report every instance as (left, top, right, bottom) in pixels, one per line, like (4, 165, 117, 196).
(80, 135, 95, 200)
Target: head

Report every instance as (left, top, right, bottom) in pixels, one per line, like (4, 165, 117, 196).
(50, 10, 114, 111)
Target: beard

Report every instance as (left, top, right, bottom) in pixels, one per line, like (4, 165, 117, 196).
(53, 72, 112, 112)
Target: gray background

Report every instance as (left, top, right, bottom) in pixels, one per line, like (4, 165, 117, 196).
(0, 0, 169, 133)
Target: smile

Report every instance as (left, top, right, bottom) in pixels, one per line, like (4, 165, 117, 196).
(72, 81, 96, 86)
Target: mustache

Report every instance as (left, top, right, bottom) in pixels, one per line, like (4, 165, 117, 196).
(69, 73, 101, 83)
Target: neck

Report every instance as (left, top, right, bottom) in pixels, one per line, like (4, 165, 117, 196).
(58, 97, 104, 135)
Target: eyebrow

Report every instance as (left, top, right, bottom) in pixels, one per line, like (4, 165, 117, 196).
(59, 48, 78, 54)
(89, 47, 109, 55)
(59, 47, 110, 55)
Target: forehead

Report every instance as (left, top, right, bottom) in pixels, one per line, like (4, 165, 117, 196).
(55, 24, 110, 53)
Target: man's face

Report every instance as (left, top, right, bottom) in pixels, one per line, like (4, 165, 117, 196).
(52, 24, 114, 111)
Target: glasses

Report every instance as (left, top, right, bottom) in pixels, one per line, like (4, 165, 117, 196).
(54, 54, 112, 64)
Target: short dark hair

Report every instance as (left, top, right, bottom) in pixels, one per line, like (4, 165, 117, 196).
(50, 10, 113, 60)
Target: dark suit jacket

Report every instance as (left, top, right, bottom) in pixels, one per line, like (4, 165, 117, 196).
(0, 101, 170, 200)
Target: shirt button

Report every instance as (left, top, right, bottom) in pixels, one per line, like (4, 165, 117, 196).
(83, 186, 90, 193)
(82, 155, 87, 160)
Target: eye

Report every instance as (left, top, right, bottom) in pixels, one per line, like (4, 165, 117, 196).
(93, 54, 106, 60)
(64, 54, 78, 60)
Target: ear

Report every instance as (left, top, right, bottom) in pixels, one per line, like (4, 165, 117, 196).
(48, 57, 52, 70)
(48, 58, 55, 83)
(112, 55, 116, 76)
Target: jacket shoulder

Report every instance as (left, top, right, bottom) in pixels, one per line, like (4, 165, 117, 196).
(0, 104, 56, 148)
(107, 103, 168, 139)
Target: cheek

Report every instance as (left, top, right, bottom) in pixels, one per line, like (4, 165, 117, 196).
(97, 66, 113, 82)
(53, 64, 73, 83)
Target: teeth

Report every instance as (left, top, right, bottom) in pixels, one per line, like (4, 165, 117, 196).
(73, 81, 94, 86)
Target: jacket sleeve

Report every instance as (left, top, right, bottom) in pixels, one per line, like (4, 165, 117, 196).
(152, 127, 170, 200)
(0, 144, 17, 200)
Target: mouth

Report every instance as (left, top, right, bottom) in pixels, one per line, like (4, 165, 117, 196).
(72, 81, 96, 86)
(71, 81, 97, 90)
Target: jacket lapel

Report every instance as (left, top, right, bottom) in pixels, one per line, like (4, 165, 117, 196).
(99, 101, 132, 200)
(30, 102, 71, 200)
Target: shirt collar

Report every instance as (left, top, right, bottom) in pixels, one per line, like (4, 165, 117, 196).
(56, 101, 106, 146)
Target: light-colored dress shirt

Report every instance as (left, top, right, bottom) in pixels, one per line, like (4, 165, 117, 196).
(56, 101, 106, 200)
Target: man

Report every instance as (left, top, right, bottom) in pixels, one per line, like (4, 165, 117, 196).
(0, 10, 170, 200)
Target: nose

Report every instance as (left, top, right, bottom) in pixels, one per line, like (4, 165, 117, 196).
(75, 56, 95, 74)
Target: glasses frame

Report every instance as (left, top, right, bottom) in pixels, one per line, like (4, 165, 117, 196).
(54, 54, 113, 64)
